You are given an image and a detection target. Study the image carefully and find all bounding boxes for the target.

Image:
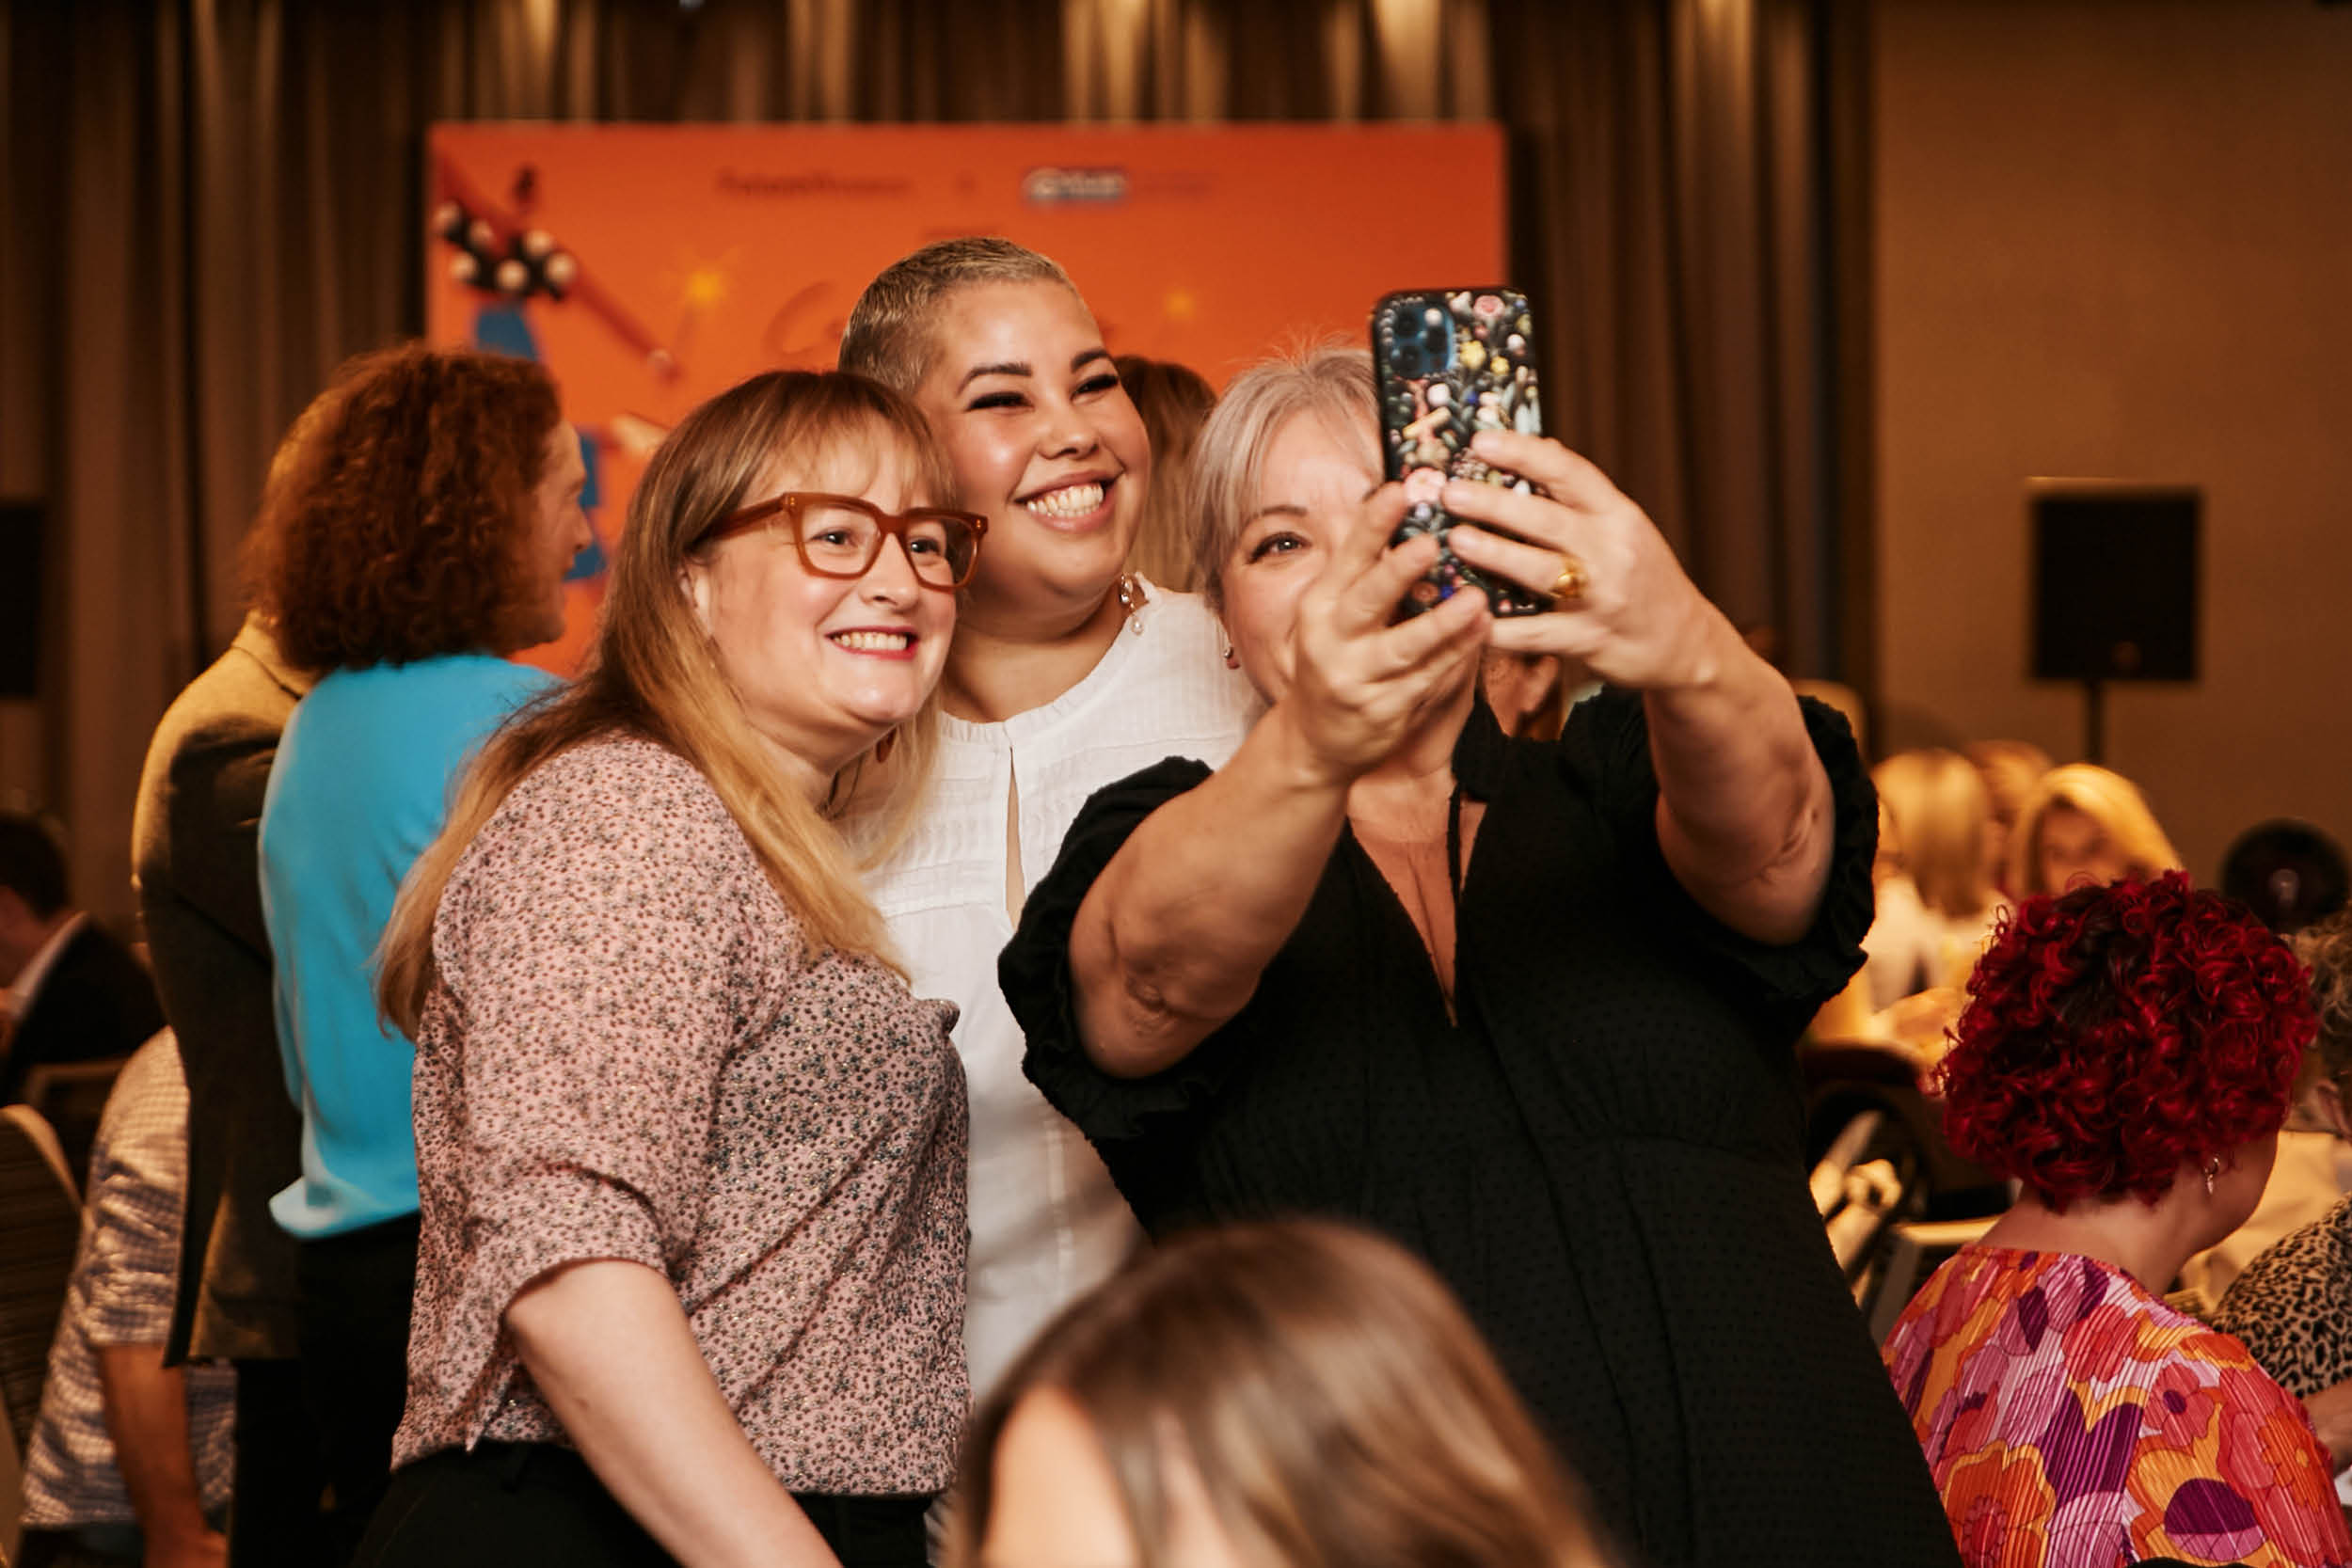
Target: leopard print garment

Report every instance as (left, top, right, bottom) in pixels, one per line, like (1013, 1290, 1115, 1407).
(2213, 1192, 2352, 1400)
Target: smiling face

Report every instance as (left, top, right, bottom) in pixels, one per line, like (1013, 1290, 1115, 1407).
(912, 280, 1150, 633)
(1216, 409, 1385, 706)
(513, 420, 592, 651)
(681, 428, 954, 792)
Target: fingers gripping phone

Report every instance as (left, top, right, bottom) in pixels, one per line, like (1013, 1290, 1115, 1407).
(1370, 287, 1549, 617)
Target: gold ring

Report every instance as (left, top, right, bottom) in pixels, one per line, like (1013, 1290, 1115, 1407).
(1549, 553, 1590, 605)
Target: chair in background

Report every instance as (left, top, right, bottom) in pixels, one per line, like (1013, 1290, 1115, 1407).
(0, 1102, 82, 1563)
(22, 1054, 132, 1188)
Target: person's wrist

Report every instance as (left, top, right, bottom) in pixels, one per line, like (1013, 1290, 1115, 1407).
(1263, 700, 1363, 795)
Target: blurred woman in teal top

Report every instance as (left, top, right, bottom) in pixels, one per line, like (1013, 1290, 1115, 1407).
(249, 342, 589, 1562)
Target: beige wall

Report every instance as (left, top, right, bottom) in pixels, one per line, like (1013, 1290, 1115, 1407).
(1873, 0, 2352, 882)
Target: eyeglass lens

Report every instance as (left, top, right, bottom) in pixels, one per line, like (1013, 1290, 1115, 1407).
(796, 500, 977, 586)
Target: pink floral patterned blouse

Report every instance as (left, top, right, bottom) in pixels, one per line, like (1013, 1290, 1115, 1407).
(389, 734, 969, 1495)
(1883, 1245, 2352, 1568)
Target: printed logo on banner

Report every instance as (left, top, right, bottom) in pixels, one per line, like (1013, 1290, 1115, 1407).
(1022, 166, 1129, 205)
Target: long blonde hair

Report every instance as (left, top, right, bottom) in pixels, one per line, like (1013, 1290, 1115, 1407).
(2007, 762, 2184, 899)
(378, 371, 951, 1034)
(950, 1221, 1613, 1568)
(1872, 749, 1999, 921)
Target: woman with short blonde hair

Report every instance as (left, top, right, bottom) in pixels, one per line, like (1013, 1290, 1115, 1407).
(953, 1220, 1613, 1568)
(2007, 762, 2183, 897)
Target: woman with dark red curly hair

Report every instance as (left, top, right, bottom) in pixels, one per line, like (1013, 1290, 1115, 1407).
(249, 341, 589, 1561)
(1883, 873, 2352, 1568)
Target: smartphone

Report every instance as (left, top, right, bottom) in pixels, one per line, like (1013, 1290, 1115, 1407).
(1370, 287, 1549, 617)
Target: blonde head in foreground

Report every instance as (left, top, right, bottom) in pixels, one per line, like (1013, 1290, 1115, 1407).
(951, 1220, 1613, 1568)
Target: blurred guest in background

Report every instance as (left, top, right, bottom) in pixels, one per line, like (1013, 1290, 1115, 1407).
(1114, 353, 1216, 594)
(17, 1033, 234, 1568)
(2007, 761, 2182, 898)
(134, 410, 326, 1565)
(0, 814, 164, 1110)
(2217, 910, 2352, 1405)
(1005, 344, 1958, 1568)
(1865, 749, 2006, 1007)
(952, 1220, 1615, 1568)
(1964, 738, 2051, 898)
(246, 342, 585, 1560)
(359, 371, 969, 1568)
(839, 239, 1259, 1407)
(1883, 874, 2352, 1567)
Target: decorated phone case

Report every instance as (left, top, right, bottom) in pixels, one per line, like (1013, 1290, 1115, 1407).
(1370, 287, 1549, 617)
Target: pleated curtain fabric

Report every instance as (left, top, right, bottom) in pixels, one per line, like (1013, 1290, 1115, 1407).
(0, 0, 1860, 925)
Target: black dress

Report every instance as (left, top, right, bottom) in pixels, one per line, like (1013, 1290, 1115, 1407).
(1001, 690, 1961, 1568)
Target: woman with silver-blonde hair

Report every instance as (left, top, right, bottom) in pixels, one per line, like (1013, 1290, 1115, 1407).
(1000, 341, 1959, 1567)
(2007, 761, 2182, 897)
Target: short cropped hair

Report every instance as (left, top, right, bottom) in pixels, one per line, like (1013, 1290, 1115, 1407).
(1187, 342, 1381, 610)
(0, 813, 69, 918)
(1938, 873, 2311, 1211)
(837, 237, 1075, 395)
(246, 343, 562, 671)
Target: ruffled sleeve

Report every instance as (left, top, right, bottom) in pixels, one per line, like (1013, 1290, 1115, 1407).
(1560, 687, 1878, 1012)
(1001, 757, 1232, 1166)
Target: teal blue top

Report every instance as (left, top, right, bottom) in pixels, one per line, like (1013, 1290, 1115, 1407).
(260, 654, 555, 1240)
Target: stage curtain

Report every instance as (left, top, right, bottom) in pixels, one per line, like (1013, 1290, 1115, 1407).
(0, 0, 1858, 921)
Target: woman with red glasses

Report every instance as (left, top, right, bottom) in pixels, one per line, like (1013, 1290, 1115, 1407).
(358, 372, 977, 1568)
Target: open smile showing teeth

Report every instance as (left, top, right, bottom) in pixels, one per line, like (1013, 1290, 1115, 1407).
(1024, 480, 1106, 519)
(830, 630, 912, 653)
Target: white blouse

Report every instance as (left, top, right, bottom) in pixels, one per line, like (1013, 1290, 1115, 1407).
(866, 584, 1262, 1401)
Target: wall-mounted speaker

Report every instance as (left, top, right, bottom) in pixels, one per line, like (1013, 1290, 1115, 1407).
(0, 500, 43, 699)
(2029, 483, 2200, 684)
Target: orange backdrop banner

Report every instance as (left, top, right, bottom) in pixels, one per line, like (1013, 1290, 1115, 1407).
(425, 122, 1503, 671)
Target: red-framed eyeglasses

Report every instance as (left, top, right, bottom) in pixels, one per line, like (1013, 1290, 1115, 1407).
(693, 492, 988, 591)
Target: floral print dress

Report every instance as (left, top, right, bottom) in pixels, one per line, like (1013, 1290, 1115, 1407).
(1883, 1246, 2352, 1568)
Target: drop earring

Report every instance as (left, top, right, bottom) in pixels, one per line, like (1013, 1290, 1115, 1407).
(2202, 1157, 2222, 1196)
(1116, 573, 1148, 635)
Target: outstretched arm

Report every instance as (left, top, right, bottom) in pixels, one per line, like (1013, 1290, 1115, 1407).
(1449, 431, 1835, 943)
(1071, 490, 1489, 1078)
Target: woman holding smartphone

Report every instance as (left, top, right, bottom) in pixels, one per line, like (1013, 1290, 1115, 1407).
(999, 345, 1960, 1568)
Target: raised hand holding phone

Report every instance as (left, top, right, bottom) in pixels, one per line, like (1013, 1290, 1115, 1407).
(1443, 428, 1737, 694)
(1371, 288, 1551, 618)
(1280, 484, 1489, 784)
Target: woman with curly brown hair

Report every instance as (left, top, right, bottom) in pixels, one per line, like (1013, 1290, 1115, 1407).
(248, 341, 588, 1561)
(1882, 873, 2352, 1568)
